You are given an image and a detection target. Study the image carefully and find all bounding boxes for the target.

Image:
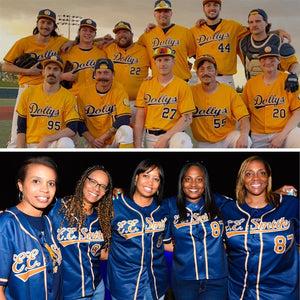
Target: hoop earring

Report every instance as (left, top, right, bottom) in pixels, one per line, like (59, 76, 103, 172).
(18, 191, 23, 201)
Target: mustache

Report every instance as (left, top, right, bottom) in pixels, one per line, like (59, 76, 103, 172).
(47, 75, 56, 79)
(201, 74, 212, 79)
(98, 79, 110, 82)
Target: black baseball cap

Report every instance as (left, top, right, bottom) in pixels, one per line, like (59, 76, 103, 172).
(94, 58, 114, 72)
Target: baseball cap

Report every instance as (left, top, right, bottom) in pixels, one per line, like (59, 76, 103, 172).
(154, 0, 172, 11)
(94, 58, 114, 72)
(42, 56, 64, 70)
(37, 9, 56, 22)
(193, 54, 217, 70)
(153, 47, 175, 59)
(258, 44, 280, 59)
(248, 9, 268, 20)
(203, 0, 222, 6)
(80, 18, 97, 31)
(113, 21, 132, 33)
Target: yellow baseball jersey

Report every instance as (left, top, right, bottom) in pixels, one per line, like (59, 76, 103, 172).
(137, 25, 196, 80)
(60, 45, 106, 96)
(190, 83, 249, 143)
(135, 76, 195, 131)
(242, 71, 300, 134)
(77, 80, 131, 146)
(104, 43, 150, 100)
(16, 84, 80, 144)
(190, 20, 249, 75)
(4, 35, 68, 86)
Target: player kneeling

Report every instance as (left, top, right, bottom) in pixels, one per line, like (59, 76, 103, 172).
(16, 56, 79, 148)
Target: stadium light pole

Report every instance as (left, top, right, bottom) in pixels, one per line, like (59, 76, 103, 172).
(57, 15, 83, 39)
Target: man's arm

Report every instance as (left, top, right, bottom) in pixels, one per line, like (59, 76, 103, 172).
(269, 109, 300, 148)
(134, 108, 146, 148)
(17, 133, 26, 148)
(236, 117, 250, 148)
(37, 127, 76, 148)
(155, 113, 193, 148)
(2, 61, 42, 76)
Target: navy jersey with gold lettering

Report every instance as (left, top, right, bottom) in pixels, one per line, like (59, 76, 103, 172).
(0, 206, 63, 300)
(166, 194, 228, 282)
(107, 195, 171, 300)
(222, 195, 299, 300)
(48, 198, 105, 300)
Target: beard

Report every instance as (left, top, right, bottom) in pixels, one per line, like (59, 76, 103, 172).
(117, 38, 132, 49)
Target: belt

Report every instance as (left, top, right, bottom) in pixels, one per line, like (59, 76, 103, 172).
(146, 129, 166, 136)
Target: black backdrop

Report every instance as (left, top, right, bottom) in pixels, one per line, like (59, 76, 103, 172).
(0, 151, 299, 211)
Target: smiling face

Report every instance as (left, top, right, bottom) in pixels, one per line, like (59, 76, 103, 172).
(134, 166, 161, 200)
(203, 2, 221, 21)
(36, 17, 55, 38)
(17, 163, 57, 216)
(79, 26, 97, 44)
(243, 160, 269, 198)
(182, 165, 205, 203)
(83, 170, 109, 208)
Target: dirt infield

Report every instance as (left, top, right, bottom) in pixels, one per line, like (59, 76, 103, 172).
(0, 107, 14, 120)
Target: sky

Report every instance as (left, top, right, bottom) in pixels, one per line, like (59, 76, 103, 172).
(0, 0, 299, 87)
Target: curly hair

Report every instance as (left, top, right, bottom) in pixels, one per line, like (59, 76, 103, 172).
(58, 165, 114, 249)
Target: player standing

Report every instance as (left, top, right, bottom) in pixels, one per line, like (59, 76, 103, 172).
(16, 56, 80, 148)
(165, 161, 228, 299)
(134, 47, 195, 148)
(0, 157, 63, 300)
(48, 165, 113, 300)
(107, 159, 170, 300)
(221, 156, 299, 300)
(77, 58, 133, 148)
(242, 45, 300, 148)
(190, 54, 251, 148)
(239, 9, 299, 92)
(104, 21, 150, 125)
(60, 18, 107, 96)
(191, 0, 290, 88)
(2, 9, 69, 148)
(138, 0, 196, 82)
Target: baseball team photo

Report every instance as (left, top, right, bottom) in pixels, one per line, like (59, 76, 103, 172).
(0, 151, 299, 299)
(0, 0, 299, 148)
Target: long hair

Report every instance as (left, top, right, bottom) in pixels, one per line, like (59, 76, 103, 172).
(17, 156, 58, 201)
(58, 165, 114, 249)
(235, 156, 280, 208)
(129, 159, 165, 206)
(33, 20, 59, 37)
(177, 161, 220, 222)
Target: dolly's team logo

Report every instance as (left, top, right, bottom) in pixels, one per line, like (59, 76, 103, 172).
(197, 32, 230, 46)
(193, 106, 228, 118)
(29, 103, 60, 118)
(152, 37, 179, 49)
(84, 104, 115, 117)
(113, 52, 138, 65)
(254, 94, 285, 109)
(144, 94, 178, 106)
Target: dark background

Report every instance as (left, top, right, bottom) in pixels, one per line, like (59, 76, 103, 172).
(0, 151, 299, 211)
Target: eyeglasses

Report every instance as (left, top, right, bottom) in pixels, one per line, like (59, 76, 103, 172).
(87, 177, 108, 192)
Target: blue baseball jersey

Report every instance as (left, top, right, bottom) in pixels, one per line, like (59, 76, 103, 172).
(166, 194, 228, 282)
(48, 198, 105, 300)
(107, 195, 171, 300)
(222, 195, 299, 300)
(0, 206, 63, 300)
